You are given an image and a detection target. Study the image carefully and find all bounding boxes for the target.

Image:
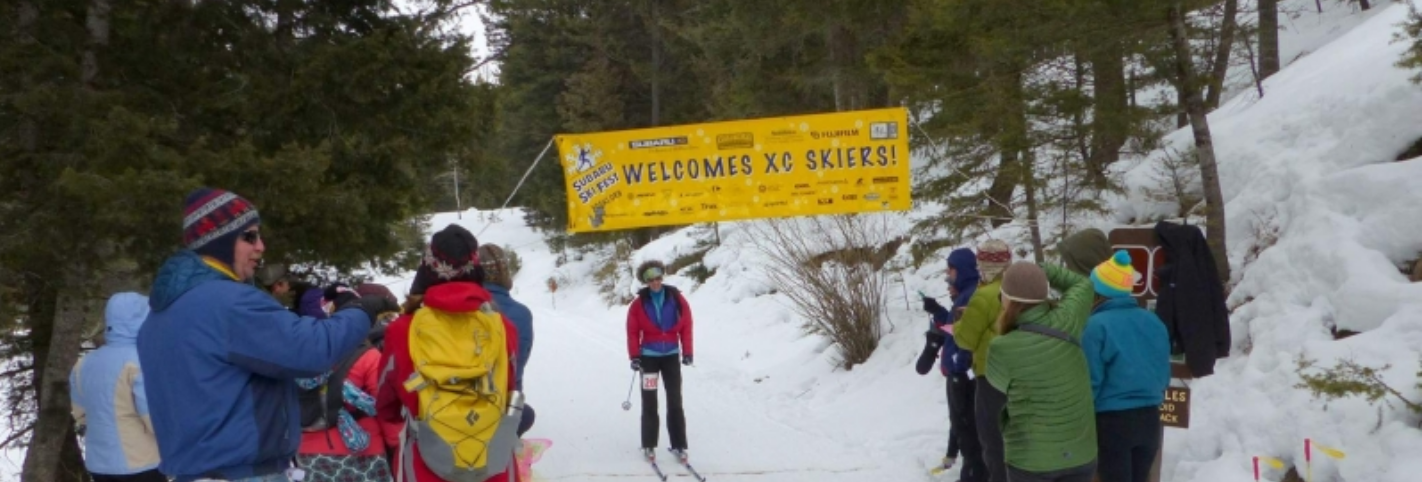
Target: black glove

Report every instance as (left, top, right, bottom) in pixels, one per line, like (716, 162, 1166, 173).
(331, 288, 361, 313)
(915, 333, 944, 375)
(682, 355, 693, 366)
(630, 358, 642, 372)
(334, 289, 385, 324)
(324, 283, 352, 303)
(924, 327, 947, 345)
(922, 296, 944, 313)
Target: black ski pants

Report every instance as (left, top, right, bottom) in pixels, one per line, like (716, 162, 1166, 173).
(949, 372, 987, 482)
(977, 376, 1008, 482)
(1095, 406, 1162, 482)
(640, 354, 687, 450)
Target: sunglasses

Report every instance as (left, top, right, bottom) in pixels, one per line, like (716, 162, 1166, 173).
(239, 230, 262, 244)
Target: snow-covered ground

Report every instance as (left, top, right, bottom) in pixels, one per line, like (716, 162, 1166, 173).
(4, 1, 1420, 481)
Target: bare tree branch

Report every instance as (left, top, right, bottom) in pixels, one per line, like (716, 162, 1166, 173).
(0, 363, 35, 380)
(0, 422, 33, 450)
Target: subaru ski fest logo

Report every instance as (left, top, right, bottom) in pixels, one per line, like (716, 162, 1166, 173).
(565, 143, 603, 172)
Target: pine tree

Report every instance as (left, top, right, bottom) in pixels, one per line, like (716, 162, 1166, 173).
(1400, 2, 1422, 84)
(0, 2, 495, 478)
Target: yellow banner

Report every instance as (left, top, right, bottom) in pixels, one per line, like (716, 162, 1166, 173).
(557, 107, 912, 233)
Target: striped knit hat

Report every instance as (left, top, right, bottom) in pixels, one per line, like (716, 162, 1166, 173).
(183, 188, 260, 265)
(1092, 250, 1137, 298)
(976, 239, 1013, 282)
(410, 224, 483, 295)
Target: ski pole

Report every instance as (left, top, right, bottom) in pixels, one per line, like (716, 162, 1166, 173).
(622, 370, 638, 411)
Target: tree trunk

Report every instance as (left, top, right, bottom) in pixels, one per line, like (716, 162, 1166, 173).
(1169, 2, 1232, 284)
(1239, 25, 1266, 98)
(80, 0, 111, 89)
(985, 68, 1028, 228)
(1258, 0, 1280, 78)
(16, 1, 39, 152)
(648, 0, 661, 126)
(1176, 87, 1188, 128)
(1088, 40, 1127, 188)
(1128, 67, 1138, 109)
(22, 277, 93, 482)
(275, 0, 296, 47)
(825, 22, 863, 112)
(1359, 0, 1371, 11)
(1022, 152, 1046, 263)
(1071, 53, 1091, 163)
(1206, 0, 1239, 109)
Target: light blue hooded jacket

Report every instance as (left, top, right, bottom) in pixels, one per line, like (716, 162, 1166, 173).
(70, 292, 160, 475)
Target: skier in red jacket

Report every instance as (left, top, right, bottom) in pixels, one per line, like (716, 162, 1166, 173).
(625, 260, 695, 462)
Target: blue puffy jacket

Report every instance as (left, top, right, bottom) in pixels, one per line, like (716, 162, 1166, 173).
(137, 251, 370, 482)
(70, 293, 159, 475)
(485, 283, 533, 390)
(1082, 297, 1172, 413)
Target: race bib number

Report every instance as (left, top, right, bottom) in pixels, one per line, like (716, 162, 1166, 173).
(642, 372, 660, 391)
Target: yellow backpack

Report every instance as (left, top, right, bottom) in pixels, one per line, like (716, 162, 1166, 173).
(402, 301, 521, 482)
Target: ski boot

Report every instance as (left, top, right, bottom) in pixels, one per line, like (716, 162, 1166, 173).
(668, 447, 689, 464)
(642, 448, 657, 461)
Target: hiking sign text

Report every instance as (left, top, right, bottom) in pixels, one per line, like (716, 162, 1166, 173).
(556, 107, 912, 233)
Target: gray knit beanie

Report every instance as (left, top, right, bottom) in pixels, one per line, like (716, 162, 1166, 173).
(1000, 261, 1049, 304)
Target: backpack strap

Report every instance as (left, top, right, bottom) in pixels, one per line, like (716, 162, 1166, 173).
(1017, 323, 1080, 348)
(326, 346, 371, 423)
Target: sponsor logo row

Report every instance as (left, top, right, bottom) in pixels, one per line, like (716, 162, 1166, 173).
(625, 121, 901, 153)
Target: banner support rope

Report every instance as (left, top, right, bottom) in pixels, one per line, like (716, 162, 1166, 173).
(478, 137, 556, 237)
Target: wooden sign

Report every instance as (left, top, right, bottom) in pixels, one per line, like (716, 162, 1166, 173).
(547, 277, 559, 293)
(1107, 228, 1167, 300)
(1160, 386, 1191, 428)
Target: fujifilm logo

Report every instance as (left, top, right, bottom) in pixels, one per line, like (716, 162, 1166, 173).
(810, 129, 859, 140)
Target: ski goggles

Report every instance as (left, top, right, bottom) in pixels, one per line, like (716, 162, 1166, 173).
(642, 267, 664, 282)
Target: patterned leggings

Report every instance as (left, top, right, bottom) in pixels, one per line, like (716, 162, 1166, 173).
(296, 454, 393, 482)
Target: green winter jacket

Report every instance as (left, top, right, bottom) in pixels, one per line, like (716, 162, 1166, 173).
(985, 264, 1097, 473)
(953, 279, 1002, 373)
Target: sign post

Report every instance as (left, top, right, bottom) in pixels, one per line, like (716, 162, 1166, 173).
(547, 277, 559, 309)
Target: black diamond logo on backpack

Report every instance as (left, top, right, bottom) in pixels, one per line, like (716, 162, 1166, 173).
(466, 410, 478, 426)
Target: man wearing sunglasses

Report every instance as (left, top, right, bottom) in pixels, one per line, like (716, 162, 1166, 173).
(138, 188, 383, 482)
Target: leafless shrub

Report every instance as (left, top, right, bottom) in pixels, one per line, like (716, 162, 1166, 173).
(748, 214, 895, 369)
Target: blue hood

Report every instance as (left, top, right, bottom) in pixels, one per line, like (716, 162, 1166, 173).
(104, 292, 150, 345)
(298, 288, 328, 319)
(947, 248, 980, 304)
(150, 250, 232, 312)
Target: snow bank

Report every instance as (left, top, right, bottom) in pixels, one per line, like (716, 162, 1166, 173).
(1116, 2, 1422, 481)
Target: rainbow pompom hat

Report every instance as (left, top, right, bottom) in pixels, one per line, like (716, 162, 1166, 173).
(1092, 250, 1136, 298)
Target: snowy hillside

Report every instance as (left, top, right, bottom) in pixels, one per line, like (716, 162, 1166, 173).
(1116, 2, 1422, 482)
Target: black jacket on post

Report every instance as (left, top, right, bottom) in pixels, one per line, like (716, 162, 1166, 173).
(1154, 221, 1231, 377)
